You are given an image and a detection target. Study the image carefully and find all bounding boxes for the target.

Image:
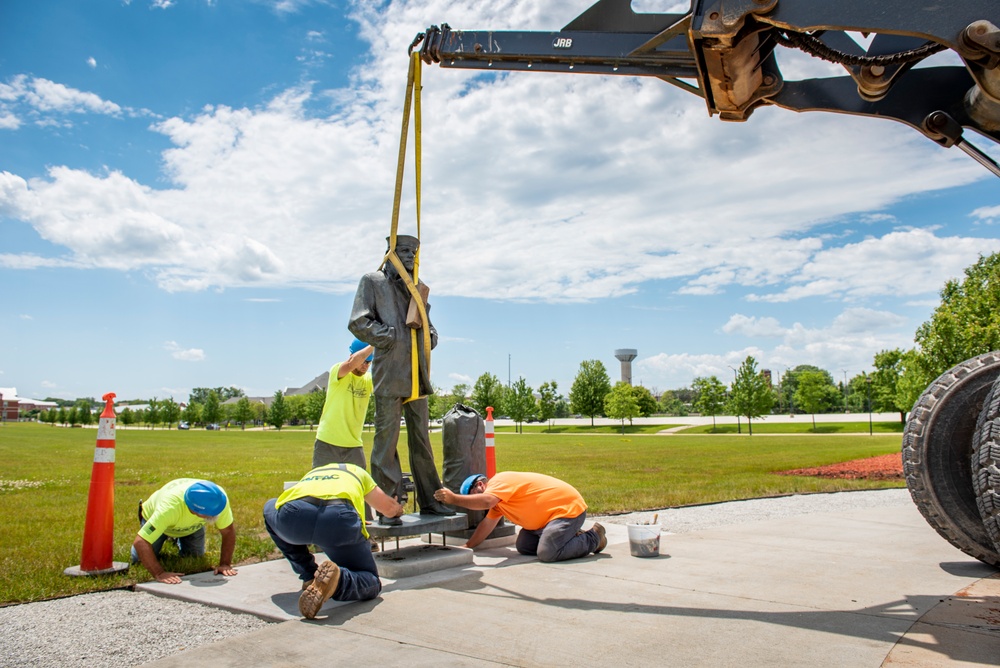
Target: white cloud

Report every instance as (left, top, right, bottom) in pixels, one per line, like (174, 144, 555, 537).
(639, 307, 912, 388)
(972, 205, 1000, 223)
(19, 314, 32, 320)
(164, 341, 206, 362)
(446, 373, 473, 386)
(87, 57, 97, 68)
(0, 0, 993, 309)
(0, 113, 20, 129)
(748, 228, 1000, 302)
(722, 314, 785, 338)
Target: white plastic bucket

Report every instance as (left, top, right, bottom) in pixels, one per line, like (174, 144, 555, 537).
(626, 523, 661, 558)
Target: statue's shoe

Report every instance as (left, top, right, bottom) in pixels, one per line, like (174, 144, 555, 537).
(419, 503, 457, 516)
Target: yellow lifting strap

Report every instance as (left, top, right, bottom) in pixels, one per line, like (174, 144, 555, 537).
(382, 53, 431, 404)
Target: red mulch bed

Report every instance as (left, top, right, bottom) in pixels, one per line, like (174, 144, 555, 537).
(776, 453, 903, 480)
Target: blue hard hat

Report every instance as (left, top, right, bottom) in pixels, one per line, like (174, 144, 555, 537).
(460, 474, 487, 495)
(184, 480, 228, 517)
(349, 338, 374, 362)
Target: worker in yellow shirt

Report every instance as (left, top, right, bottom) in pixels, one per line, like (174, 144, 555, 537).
(263, 463, 403, 618)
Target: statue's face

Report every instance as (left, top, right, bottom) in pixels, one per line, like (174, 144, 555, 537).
(395, 244, 417, 272)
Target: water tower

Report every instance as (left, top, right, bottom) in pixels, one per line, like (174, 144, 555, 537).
(614, 348, 638, 385)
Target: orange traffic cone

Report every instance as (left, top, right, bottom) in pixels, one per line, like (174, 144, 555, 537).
(485, 406, 496, 478)
(65, 392, 128, 577)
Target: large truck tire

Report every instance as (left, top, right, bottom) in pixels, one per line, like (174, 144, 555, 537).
(902, 352, 1000, 567)
(971, 374, 1000, 554)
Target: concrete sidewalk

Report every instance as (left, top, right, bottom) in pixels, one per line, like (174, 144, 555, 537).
(139, 502, 1000, 667)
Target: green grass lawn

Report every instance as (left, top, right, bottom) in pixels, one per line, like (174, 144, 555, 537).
(495, 423, 679, 434)
(0, 422, 903, 605)
(678, 420, 905, 434)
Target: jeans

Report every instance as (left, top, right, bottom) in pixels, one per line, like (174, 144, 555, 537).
(263, 497, 382, 601)
(515, 512, 597, 562)
(130, 522, 206, 563)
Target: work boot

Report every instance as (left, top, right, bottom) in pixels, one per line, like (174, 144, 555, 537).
(301, 578, 314, 591)
(298, 560, 340, 619)
(370, 539, 380, 552)
(592, 523, 607, 554)
(378, 514, 402, 526)
(419, 502, 457, 516)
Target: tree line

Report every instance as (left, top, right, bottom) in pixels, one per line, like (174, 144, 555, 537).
(33, 252, 1000, 433)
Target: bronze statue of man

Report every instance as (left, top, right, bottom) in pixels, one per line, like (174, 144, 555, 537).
(348, 235, 455, 524)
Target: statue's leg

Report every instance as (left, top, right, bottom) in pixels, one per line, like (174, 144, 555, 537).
(372, 395, 403, 502)
(403, 398, 452, 514)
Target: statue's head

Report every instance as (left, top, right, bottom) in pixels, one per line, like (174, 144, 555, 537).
(386, 235, 419, 274)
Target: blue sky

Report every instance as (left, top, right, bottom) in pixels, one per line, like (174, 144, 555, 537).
(2, 0, 999, 404)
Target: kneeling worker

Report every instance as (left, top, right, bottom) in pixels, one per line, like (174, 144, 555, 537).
(263, 462, 404, 619)
(132, 479, 237, 584)
(434, 471, 606, 562)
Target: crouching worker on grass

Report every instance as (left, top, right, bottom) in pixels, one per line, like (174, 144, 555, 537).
(263, 463, 404, 619)
(131, 479, 237, 584)
(434, 471, 607, 562)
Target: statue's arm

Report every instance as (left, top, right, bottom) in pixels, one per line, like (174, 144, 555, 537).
(348, 276, 396, 349)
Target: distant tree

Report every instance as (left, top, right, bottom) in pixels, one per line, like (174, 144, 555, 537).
(160, 398, 182, 429)
(57, 407, 67, 426)
(118, 407, 133, 427)
(448, 383, 470, 406)
(285, 394, 307, 426)
(569, 360, 612, 426)
(252, 401, 267, 427)
(506, 377, 537, 433)
(778, 365, 826, 413)
(896, 349, 929, 417)
(46, 409, 58, 427)
(202, 391, 221, 426)
(182, 401, 202, 426)
(729, 356, 774, 435)
(364, 397, 376, 429)
(794, 370, 841, 429)
(632, 385, 658, 418)
(537, 381, 560, 430)
(233, 397, 254, 430)
(67, 407, 79, 427)
(76, 401, 93, 426)
(147, 398, 160, 430)
(870, 349, 915, 423)
(190, 387, 245, 405)
(470, 373, 505, 417)
(605, 382, 640, 434)
(658, 390, 687, 416)
(915, 252, 1000, 378)
(692, 375, 727, 431)
(305, 390, 325, 429)
(268, 391, 289, 430)
(427, 387, 450, 421)
(554, 399, 570, 418)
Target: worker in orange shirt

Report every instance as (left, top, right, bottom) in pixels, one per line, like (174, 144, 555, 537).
(434, 471, 606, 562)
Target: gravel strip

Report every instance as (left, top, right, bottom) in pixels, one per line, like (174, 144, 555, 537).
(0, 489, 913, 667)
(0, 590, 270, 668)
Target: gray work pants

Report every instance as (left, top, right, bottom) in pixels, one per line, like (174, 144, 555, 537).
(372, 395, 441, 511)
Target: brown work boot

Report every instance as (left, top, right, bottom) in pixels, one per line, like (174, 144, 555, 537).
(301, 578, 314, 591)
(592, 523, 607, 554)
(298, 560, 341, 619)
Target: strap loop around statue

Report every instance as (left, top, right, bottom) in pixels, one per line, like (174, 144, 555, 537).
(382, 53, 431, 404)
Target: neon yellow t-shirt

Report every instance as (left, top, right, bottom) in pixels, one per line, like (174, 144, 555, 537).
(275, 463, 377, 538)
(138, 478, 234, 543)
(315, 362, 373, 448)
